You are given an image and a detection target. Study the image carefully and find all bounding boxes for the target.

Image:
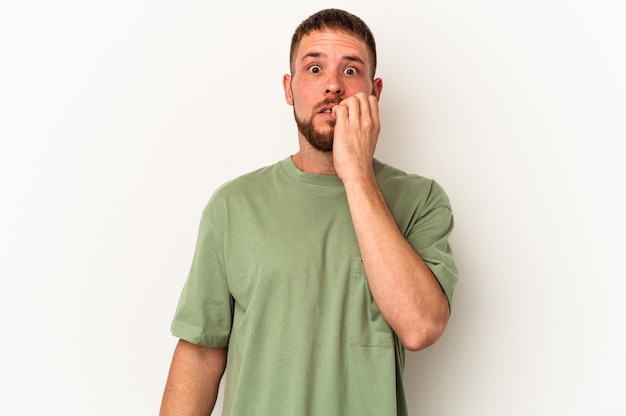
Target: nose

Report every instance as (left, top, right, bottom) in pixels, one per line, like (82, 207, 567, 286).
(324, 73, 344, 96)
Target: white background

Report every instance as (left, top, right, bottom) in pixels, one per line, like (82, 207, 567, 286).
(1, 1, 625, 415)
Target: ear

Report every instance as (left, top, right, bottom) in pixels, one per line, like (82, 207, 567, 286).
(283, 74, 294, 105)
(372, 78, 383, 101)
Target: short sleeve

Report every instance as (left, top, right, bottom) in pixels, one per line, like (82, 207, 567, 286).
(406, 181, 459, 307)
(170, 196, 233, 347)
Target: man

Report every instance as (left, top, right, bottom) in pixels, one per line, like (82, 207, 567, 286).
(160, 8, 458, 416)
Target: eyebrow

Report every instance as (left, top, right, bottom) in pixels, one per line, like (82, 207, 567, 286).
(301, 52, 366, 66)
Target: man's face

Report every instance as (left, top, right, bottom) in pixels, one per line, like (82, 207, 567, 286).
(283, 30, 382, 152)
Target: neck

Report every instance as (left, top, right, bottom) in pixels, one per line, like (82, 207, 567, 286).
(292, 135, 337, 175)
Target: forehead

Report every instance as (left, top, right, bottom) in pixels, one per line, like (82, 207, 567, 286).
(294, 29, 370, 62)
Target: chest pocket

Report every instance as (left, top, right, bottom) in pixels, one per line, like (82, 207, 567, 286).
(348, 256, 395, 347)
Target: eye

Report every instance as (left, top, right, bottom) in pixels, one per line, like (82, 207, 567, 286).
(308, 65, 321, 74)
(344, 66, 358, 75)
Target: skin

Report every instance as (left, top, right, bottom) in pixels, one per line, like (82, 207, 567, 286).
(160, 340, 226, 415)
(160, 28, 450, 415)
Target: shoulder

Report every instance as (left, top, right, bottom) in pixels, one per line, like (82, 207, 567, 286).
(374, 159, 451, 211)
(193, 160, 280, 222)
(210, 160, 282, 202)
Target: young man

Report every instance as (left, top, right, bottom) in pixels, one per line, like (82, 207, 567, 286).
(160, 8, 458, 416)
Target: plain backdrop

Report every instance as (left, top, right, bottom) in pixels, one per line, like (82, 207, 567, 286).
(1, 1, 625, 415)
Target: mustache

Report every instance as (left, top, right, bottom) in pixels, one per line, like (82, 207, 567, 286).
(314, 96, 342, 111)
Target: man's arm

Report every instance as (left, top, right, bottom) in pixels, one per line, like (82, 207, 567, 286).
(160, 339, 227, 416)
(332, 93, 450, 351)
(342, 175, 450, 351)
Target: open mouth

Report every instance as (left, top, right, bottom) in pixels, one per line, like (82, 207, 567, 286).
(318, 104, 338, 114)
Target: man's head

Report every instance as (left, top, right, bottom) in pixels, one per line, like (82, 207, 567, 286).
(289, 9, 377, 79)
(284, 9, 382, 153)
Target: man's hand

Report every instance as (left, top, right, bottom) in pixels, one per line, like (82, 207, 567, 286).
(331, 92, 381, 182)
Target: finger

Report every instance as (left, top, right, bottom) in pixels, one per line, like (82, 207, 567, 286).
(332, 103, 349, 126)
(343, 95, 361, 125)
(355, 92, 374, 125)
(349, 92, 377, 130)
(367, 95, 380, 131)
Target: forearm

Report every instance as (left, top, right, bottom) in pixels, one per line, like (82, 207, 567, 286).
(160, 340, 227, 416)
(343, 174, 450, 351)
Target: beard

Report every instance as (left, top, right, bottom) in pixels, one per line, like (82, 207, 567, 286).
(294, 110, 336, 152)
(293, 96, 341, 152)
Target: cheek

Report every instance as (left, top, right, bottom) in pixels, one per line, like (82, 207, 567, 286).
(291, 90, 312, 112)
(346, 80, 374, 95)
(292, 100, 309, 119)
(291, 77, 318, 101)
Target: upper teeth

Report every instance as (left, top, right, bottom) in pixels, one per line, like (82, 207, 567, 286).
(323, 109, 331, 113)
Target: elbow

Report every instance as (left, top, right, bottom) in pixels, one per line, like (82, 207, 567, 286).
(399, 318, 448, 352)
